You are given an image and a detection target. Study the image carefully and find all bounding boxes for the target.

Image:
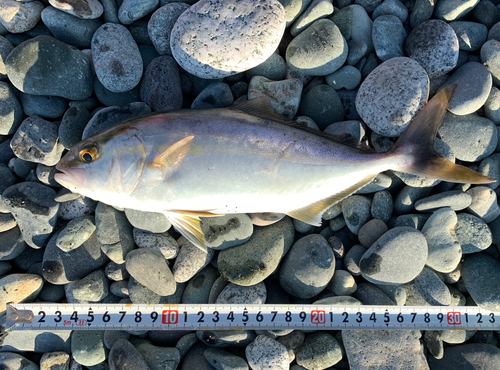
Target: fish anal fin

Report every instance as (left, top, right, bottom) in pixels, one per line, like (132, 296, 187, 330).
(287, 174, 377, 226)
(164, 211, 207, 253)
(148, 136, 194, 176)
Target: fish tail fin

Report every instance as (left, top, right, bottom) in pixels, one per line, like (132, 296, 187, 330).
(390, 85, 494, 185)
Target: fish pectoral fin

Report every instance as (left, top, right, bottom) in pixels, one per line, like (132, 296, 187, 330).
(287, 174, 377, 226)
(169, 210, 223, 217)
(164, 211, 208, 253)
(148, 136, 194, 176)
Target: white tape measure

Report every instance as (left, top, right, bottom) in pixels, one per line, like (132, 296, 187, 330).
(6, 303, 500, 331)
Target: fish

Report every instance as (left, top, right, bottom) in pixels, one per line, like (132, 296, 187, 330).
(54, 85, 493, 251)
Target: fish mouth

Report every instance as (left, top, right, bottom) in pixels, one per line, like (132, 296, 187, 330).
(54, 167, 87, 190)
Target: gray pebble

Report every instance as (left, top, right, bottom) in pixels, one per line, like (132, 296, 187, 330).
(104, 331, 130, 350)
(148, 3, 190, 55)
(216, 282, 267, 304)
(277, 330, 305, 363)
(58, 106, 91, 150)
(248, 77, 302, 119)
(0, 1, 43, 33)
(415, 190, 472, 212)
(280, 0, 313, 27)
(217, 217, 294, 286)
(328, 269, 357, 295)
(0, 353, 39, 370)
(404, 267, 451, 306)
(91, 23, 143, 93)
(296, 332, 342, 369)
(357, 219, 388, 247)
(71, 331, 107, 367)
(110, 280, 129, 297)
(126, 248, 176, 296)
(57, 197, 95, 221)
(6, 35, 93, 100)
(344, 244, 367, 276)
(118, 0, 159, 24)
(346, 40, 367, 66)
(246, 335, 289, 370)
(56, 215, 96, 252)
(481, 39, 500, 86)
(0, 226, 26, 261)
(180, 342, 214, 370)
(467, 186, 500, 223)
(434, 0, 479, 21)
(279, 234, 335, 298)
(0, 82, 22, 136)
(246, 53, 287, 81)
(360, 226, 427, 284)
(450, 21, 488, 52)
(372, 0, 407, 22)
(331, 4, 373, 53)
(124, 208, 171, 234)
(133, 228, 178, 259)
(140, 55, 183, 112)
(191, 82, 233, 109)
(455, 213, 492, 253)
(371, 190, 393, 223)
(39, 351, 71, 370)
(427, 343, 500, 370)
(182, 265, 220, 304)
(325, 65, 361, 90)
(203, 348, 248, 370)
(0, 36, 14, 81)
(394, 186, 432, 215)
(372, 15, 406, 62)
(105, 261, 130, 281)
(325, 120, 367, 141)
(20, 93, 67, 119)
(341, 195, 371, 235)
(422, 207, 462, 273)
(200, 213, 253, 250)
(354, 282, 396, 305)
(136, 342, 181, 370)
(462, 253, 500, 310)
(375, 283, 407, 305)
(290, 0, 334, 37)
(485, 88, 500, 125)
(109, 338, 149, 370)
(173, 237, 214, 283)
(65, 268, 109, 303)
(287, 19, 347, 76)
(93, 78, 141, 107)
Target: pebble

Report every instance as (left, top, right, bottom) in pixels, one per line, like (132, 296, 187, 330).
(125, 209, 170, 234)
(290, 0, 334, 37)
(57, 197, 95, 221)
(450, 21, 488, 52)
(171, 0, 286, 78)
(41, 6, 103, 49)
(481, 39, 500, 85)
(117, 0, 158, 25)
(325, 66, 362, 90)
(485, 87, 500, 125)
(216, 282, 267, 304)
(126, 248, 176, 296)
(455, 213, 492, 253)
(140, 55, 183, 112)
(357, 219, 388, 247)
(42, 230, 108, 285)
(279, 234, 335, 298)
(196, 330, 256, 348)
(299, 84, 344, 129)
(39, 351, 71, 370)
(463, 253, 500, 310)
(217, 217, 294, 286)
(172, 238, 214, 283)
(49, 0, 104, 19)
(0, 273, 43, 314)
(328, 269, 357, 295)
(296, 332, 342, 369)
(109, 280, 129, 297)
(133, 228, 178, 259)
(404, 267, 451, 306)
(372, 0, 407, 22)
(91, 23, 143, 93)
(415, 190, 472, 212)
(148, 3, 190, 56)
(286, 19, 348, 76)
(0, 226, 26, 261)
(245, 335, 289, 370)
(108, 338, 148, 369)
(354, 282, 396, 305)
(341, 195, 372, 235)
(428, 343, 500, 370)
(203, 348, 248, 370)
(136, 342, 181, 370)
(191, 82, 233, 109)
(0, 353, 39, 370)
(3, 182, 59, 249)
(20, 93, 67, 120)
(344, 244, 367, 276)
(342, 330, 428, 369)
(65, 269, 109, 303)
(371, 190, 393, 223)
(182, 265, 220, 304)
(105, 261, 129, 282)
(355, 57, 429, 137)
(346, 40, 367, 66)
(246, 53, 287, 81)
(0, 82, 22, 136)
(6, 35, 93, 100)
(439, 62, 492, 115)
(56, 215, 96, 252)
(331, 4, 373, 54)
(248, 77, 302, 119)
(467, 186, 500, 223)
(434, 0, 479, 21)
(372, 15, 406, 62)
(421, 207, 462, 273)
(0, 1, 44, 34)
(276, 330, 305, 363)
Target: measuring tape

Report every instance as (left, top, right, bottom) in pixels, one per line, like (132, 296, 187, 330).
(6, 303, 500, 331)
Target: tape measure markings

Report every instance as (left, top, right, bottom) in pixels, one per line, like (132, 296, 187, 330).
(6, 303, 499, 331)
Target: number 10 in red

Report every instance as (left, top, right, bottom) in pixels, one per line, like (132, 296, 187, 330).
(162, 310, 178, 324)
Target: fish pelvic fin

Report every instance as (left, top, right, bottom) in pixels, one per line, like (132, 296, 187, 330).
(390, 85, 494, 185)
(148, 136, 194, 177)
(164, 211, 208, 253)
(287, 174, 377, 226)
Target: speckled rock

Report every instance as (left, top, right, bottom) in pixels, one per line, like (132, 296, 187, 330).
(482, 39, 500, 86)
(216, 282, 267, 304)
(65, 268, 109, 303)
(172, 237, 214, 283)
(171, 0, 286, 78)
(125, 209, 171, 234)
(56, 215, 96, 252)
(148, 3, 190, 56)
(196, 330, 256, 348)
(485, 87, 500, 124)
(406, 20, 459, 79)
(0, 1, 44, 34)
(6, 35, 93, 100)
(415, 190, 472, 212)
(296, 332, 342, 369)
(286, 19, 348, 76)
(355, 57, 429, 137)
(182, 265, 220, 304)
(246, 335, 289, 370)
(372, 0, 407, 22)
(455, 213, 492, 253)
(136, 342, 181, 370)
(133, 228, 178, 259)
(462, 254, 500, 310)
(404, 267, 451, 306)
(92, 23, 143, 93)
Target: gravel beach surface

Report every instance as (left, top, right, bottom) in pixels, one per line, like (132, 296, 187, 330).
(2, 0, 500, 369)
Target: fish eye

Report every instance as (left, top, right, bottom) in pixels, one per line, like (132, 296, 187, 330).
(79, 145, 99, 163)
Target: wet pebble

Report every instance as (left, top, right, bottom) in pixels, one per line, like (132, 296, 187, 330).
(248, 77, 302, 119)
(246, 335, 289, 370)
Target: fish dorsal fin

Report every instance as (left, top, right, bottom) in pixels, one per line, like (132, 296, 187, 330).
(287, 174, 377, 226)
(164, 211, 207, 253)
(230, 97, 374, 152)
(148, 136, 194, 176)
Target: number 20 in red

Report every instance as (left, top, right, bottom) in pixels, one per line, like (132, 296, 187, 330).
(447, 312, 461, 325)
(311, 310, 326, 324)
(162, 310, 178, 324)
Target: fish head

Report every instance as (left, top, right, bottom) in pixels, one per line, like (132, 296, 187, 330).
(55, 125, 147, 202)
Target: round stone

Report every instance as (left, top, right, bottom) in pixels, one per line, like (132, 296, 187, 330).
(170, 0, 286, 78)
(372, 0, 408, 22)
(455, 213, 492, 254)
(341, 195, 372, 235)
(91, 23, 143, 93)
(331, 4, 374, 53)
(414, 190, 472, 212)
(462, 254, 500, 310)
(148, 3, 190, 56)
(191, 82, 233, 109)
(0, 1, 44, 34)
(325, 65, 361, 90)
(65, 268, 109, 303)
(125, 208, 171, 233)
(20, 93, 67, 119)
(56, 215, 96, 252)
(328, 269, 357, 296)
(450, 21, 488, 52)
(434, 0, 479, 21)
(246, 335, 289, 370)
(481, 39, 500, 85)
(133, 229, 178, 259)
(118, 0, 159, 25)
(299, 84, 344, 129)
(246, 52, 287, 81)
(360, 227, 428, 285)
(286, 19, 347, 76)
(296, 333, 342, 369)
(216, 282, 267, 304)
(172, 238, 214, 283)
(6, 35, 93, 100)
(290, 0, 334, 37)
(355, 57, 429, 137)
(404, 267, 451, 306)
(203, 348, 248, 370)
(406, 20, 459, 79)
(372, 15, 406, 61)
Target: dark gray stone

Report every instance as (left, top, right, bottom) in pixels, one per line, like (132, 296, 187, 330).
(299, 84, 344, 129)
(428, 343, 500, 370)
(58, 105, 91, 150)
(0, 82, 23, 135)
(0, 226, 26, 261)
(462, 254, 500, 310)
(72, 331, 108, 367)
(148, 3, 190, 56)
